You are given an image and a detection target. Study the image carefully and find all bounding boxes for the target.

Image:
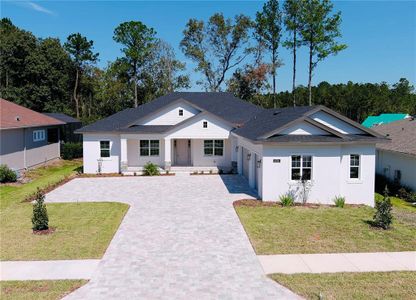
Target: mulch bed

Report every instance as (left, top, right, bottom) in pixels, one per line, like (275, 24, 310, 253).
(32, 227, 56, 235)
(23, 175, 77, 203)
(233, 199, 363, 208)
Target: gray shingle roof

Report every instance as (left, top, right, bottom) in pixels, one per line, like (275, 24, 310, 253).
(117, 125, 174, 134)
(43, 113, 80, 123)
(372, 118, 416, 156)
(76, 92, 262, 133)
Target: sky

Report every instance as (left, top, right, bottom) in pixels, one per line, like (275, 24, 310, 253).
(2, 0, 415, 92)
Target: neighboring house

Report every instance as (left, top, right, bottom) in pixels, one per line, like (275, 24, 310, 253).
(362, 113, 410, 128)
(0, 99, 64, 170)
(76, 92, 387, 206)
(372, 118, 416, 191)
(44, 113, 82, 143)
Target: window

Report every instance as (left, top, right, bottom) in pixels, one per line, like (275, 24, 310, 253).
(291, 155, 312, 180)
(204, 140, 223, 156)
(140, 140, 159, 156)
(33, 130, 45, 142)
(203, 121, 208, 128)
(350, 154, 360, 179)
(100, 141, 110, 158)
(179, 109, 183, 116)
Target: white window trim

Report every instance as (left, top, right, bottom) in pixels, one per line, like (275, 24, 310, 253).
(203, 121, 208, 128)
(139, 139, 160, 157)
(99, 140, 111, 159)
(348, 154, 362, 183)
(179, 109, 184, 116)
(289, 154, 313, 183)
(203, 139, 224, 157)
(33, 130, 46, 142)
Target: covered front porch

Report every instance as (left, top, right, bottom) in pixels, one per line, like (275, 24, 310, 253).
(120, 135, 235, 174)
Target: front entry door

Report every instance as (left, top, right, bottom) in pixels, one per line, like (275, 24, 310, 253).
(174, 139, 191, 166)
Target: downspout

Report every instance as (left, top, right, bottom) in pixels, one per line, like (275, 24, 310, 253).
(23, 128, 27, 169)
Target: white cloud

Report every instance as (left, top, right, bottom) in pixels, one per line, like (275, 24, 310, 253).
(27, 2, 56, 15)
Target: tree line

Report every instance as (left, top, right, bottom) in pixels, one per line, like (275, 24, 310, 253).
(1, 0, 414, 124)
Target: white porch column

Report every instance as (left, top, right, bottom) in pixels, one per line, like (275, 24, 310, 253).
(237, 145, 243, 175)
(120, 138, 127, 172)
(164, 138, 171, 170)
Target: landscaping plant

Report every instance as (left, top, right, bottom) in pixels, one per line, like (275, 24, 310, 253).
(32, 189, 49, 231)
(279, 193, 294, 207)
(61, 143, 83, 160)
(143, 162, 160, 176)
(0, 164, 17, 183)
(373, 187, 393, 230)
(333, 196, 345, 208)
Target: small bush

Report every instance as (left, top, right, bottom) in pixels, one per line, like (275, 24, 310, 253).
(279, 194, 294, 207)
(143, 162, 160, 176)
(333, 196, 346, 208)
(373, 186, 393, 230)
(0, 164, 17, 183)
(32, 189, 49, 231)
(61, 143, 83, 160)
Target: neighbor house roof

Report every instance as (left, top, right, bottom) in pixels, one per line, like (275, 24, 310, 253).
(0, 99, 65, 129)
(43, 113, 80, 124)
(76, 92, 262, 133)
(362, 113, 409, 128)
(372, 118, 416, 156)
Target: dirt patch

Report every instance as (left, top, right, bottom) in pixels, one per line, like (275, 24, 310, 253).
(33, 227, 56, 235)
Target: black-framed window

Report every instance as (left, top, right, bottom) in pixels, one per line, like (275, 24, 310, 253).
(179, 109, 183, 116)
(204, 140, 223, 156)
(350, 154, 360, 179)
(100, 141, 110, 158)
(291, 155, 312, 180)
(203, 121, 208, 128)
(140, 140, 159, 156)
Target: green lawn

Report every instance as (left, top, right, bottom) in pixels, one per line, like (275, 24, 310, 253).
(0, 280, 87, 300)
(0, 160, 82, 210)
(235, 197, 415, 254)
(271, 272, 416, 300)
(0, 160, 129, 260)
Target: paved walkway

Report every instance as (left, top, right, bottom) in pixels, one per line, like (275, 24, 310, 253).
(259, 251, 416, 274)
(0, 260, 99, 280)
(45, 175, 299, 300)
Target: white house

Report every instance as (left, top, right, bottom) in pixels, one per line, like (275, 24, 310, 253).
(372, 118, 416, 191)
(77, 92, 387, 206)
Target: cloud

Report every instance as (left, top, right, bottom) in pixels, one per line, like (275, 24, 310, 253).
(27, 2, 55, 15)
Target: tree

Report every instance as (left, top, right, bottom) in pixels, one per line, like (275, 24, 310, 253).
(283, 0, 304, 106)
(255, 0, 283, 108)
(180, 13, 253, 91)
(373, 186, 393, 230)
(113, 21, 156, 107)
(32, 189, 49, 231)
(300, 0, 347, 105)
(64, 33, 99, 118)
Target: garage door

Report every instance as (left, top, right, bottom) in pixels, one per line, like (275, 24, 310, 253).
(242, 147, 249, 179)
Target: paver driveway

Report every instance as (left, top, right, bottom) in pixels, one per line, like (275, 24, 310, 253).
(46, 175, 299, 299)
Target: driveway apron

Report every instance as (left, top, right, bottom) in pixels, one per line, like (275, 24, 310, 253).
(45, 175, 299, 299)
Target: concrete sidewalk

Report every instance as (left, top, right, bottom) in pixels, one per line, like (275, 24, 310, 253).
(258, 251, 416, 274)
(0, 260, 100, 280)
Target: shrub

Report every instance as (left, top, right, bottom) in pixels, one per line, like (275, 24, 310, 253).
(279, 193, 294, 207)
(333, 196, 346, 208)
(0, 164, 17, 183)
(373, 186, 393, 230)
(61, 143, 83, 160)
(32, 189, 49, 231)
(143, 162, 160, 176)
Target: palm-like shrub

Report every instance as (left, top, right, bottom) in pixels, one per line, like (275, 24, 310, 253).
(279, 193, 294, 207)
(143, 162, 160, 176)
(373, 186, 393, 230)
(333, 196, 345, 208)
(32, 189, 49, 231)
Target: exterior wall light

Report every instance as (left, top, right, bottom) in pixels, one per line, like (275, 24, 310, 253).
(247, 153, 251, 160)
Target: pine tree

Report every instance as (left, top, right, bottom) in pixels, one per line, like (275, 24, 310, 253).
(32, 189, 49, 231)
(373, 186, 393, 230)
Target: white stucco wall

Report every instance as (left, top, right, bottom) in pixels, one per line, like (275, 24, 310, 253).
(137, 102, 200, 125)
(83, 134, 121, 173)
(191, 139, 232, 168)
(311, 111, 365, 134)
(376, 149, 416, 191)
(260, 143, 375, 206)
